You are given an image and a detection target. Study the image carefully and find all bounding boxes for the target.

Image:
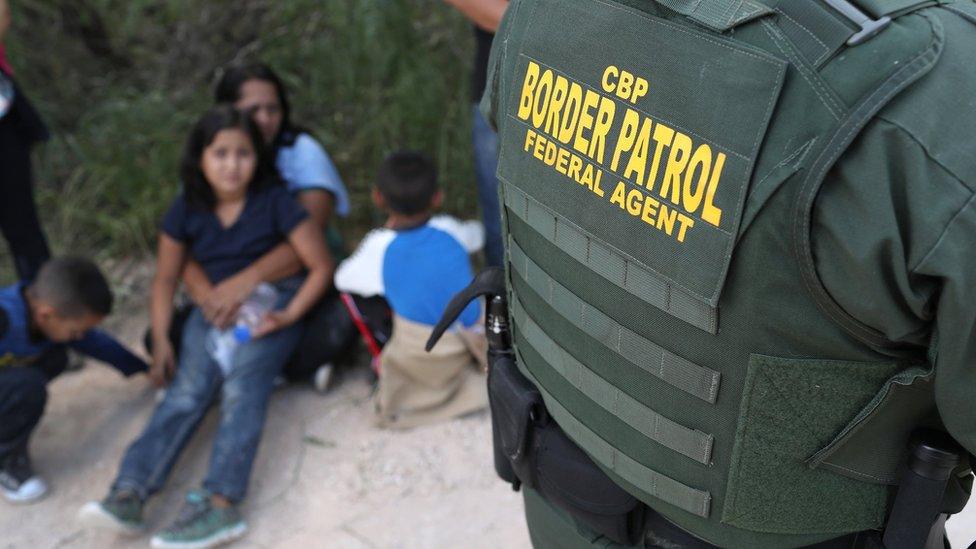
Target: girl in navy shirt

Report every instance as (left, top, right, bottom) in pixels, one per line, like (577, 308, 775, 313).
(180, 63, 354, 391)
(79, 106, 332, 548)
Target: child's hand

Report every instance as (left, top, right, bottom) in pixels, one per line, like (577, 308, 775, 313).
(149, 340, 176, 387)
(202, 274, 258, 329)
(251, 310, 297, 339)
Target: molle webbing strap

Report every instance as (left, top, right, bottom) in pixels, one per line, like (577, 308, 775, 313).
(502, 180, 719, 334)
(514, 344, 713, 518)
(512, 297, 715, 464)
(509, 239, 721, 404)
(651, 0, 773, 30)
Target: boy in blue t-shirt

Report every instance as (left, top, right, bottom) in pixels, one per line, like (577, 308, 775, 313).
(0, 256, 146, 503)
(335, 150, 488, 429)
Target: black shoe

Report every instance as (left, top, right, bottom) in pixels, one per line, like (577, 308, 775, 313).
(0, 448, 48, 504)
(64, 350, 86, 372)
(78, 488, 145, 535)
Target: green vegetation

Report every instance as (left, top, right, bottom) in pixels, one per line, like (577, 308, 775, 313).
(2, 0, 477, 281)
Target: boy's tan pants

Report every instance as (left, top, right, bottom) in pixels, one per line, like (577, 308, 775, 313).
(374, 314, 487, 429)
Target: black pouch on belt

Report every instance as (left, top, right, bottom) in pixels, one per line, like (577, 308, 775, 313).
(531, 416, 647, 545)
(487, 353, 545, 487)
(488, 354, 646, 545)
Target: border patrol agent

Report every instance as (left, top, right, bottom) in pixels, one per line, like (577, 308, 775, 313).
(430, 0, 976, 547)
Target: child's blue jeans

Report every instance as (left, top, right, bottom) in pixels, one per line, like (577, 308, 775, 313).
(112, 285, 301, 503)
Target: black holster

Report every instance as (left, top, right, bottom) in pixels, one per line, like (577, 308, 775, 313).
(488, 352, 646, 545)
(883, 429, 973, 549)
(419, 269, 646, 545)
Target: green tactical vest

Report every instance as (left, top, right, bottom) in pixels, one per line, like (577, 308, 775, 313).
(486, 0, 968, 547)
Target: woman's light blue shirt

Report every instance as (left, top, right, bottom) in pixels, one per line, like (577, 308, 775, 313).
(276, 133, 350, 217)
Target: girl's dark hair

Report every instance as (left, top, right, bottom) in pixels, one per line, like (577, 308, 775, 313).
(179, 105, 279, 210)
(214, 62, 304, 148)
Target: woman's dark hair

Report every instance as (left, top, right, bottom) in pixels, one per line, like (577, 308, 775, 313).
(214, 62, 304, 148)
(179, 105, 279, 210)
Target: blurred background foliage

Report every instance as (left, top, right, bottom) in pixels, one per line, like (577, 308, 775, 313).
(1, 0, 477, 281)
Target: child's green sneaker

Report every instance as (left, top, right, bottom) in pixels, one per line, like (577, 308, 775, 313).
(150, 490, 247, 549)
(77, 489, 145, 535)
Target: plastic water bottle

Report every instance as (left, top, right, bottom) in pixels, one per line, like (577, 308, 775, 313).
(206, 283, 278, 376)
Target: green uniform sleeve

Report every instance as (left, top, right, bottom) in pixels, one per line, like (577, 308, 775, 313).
(814, 117, 976, 455)
(914, 197, 976, 454)
(479, 0, 522, 130)
(479, 36, 501, 130)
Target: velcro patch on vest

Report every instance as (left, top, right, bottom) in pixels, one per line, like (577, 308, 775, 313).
(498, 0, 787, 326)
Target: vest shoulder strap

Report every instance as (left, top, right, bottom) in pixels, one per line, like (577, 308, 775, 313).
(649, 0, 774, 30)
(653, 0, 938, 66)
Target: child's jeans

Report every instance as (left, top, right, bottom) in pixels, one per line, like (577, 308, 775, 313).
(112, 283, 301, 503)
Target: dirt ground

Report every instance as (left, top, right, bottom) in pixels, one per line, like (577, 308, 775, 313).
(0, 261, 972, 548)
(0, 360, 529, 549)
(4, 362, 972, 549)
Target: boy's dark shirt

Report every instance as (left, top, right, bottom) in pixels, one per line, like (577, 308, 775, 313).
(161, 185, 308, 285)
(0, 283, 147, 378)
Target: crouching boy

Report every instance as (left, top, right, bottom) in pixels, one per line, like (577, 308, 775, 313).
(336, 150, 488, 429)
(0, 256, 146, 503)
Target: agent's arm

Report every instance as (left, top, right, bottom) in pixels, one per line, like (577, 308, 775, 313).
(918, 204, 976, 456)
(443, 0, 508, 32)
(0, 0, 10, 43)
